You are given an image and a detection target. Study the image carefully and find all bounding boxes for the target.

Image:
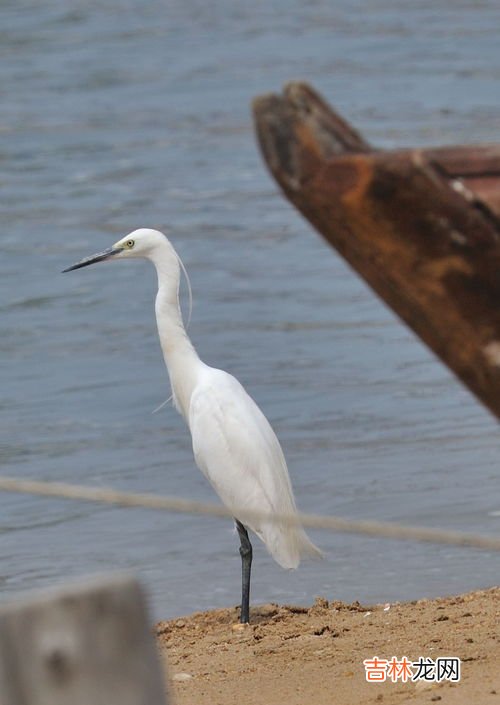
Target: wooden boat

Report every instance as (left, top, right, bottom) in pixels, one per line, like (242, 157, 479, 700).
(253, 83, 500, 420)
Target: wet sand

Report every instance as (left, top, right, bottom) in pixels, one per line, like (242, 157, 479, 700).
(157, 586, 499, 705)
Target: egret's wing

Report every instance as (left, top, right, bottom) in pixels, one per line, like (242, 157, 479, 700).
(189, 368, 320, 567)
(190, 369, 293, 516)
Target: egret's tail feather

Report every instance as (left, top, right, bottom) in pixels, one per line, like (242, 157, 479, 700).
(259, 521, 322, 570)
(298, 530, 323, 561)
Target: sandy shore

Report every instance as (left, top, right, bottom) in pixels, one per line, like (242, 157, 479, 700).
(156, 586, 499, 705)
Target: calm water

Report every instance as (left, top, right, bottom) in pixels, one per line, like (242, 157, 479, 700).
(1, 0, 499, 619)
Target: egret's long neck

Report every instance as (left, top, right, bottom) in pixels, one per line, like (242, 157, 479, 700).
(152, 248, 202, 420)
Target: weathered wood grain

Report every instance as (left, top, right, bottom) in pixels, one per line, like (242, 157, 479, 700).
(253, 82, 500, 420)
(0, 574, 168, 705)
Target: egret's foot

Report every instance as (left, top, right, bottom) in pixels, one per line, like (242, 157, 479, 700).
(232, 622, 249, 632)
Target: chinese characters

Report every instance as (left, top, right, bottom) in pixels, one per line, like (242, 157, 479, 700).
(363, 656, 461, 683)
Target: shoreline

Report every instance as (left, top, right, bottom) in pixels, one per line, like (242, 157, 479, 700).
(156, 586, 499, 705)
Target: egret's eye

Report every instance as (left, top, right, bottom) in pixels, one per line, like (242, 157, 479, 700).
(126, 239, 135, 249)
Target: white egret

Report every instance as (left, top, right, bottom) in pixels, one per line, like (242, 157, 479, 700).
(63, 228, 321, 623)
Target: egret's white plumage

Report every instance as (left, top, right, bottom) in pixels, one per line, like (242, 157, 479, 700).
(190, 369, 319, 569)
(64, 228, 321, 620)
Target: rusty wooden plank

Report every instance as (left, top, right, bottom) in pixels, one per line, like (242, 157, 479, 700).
(426, 144, 500, 177)
(253, 82, 500, 420)
(427, 145, 500, 219)
(0, 574, 169, 705)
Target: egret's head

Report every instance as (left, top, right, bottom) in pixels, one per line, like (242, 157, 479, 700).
(63, 227, 192, 323)
(62, 228, 169, 272)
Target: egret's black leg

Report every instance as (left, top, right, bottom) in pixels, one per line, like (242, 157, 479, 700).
(235, 519, 252, 623)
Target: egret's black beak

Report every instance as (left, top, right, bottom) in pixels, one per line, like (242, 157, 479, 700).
(62, 247, 123, 273)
